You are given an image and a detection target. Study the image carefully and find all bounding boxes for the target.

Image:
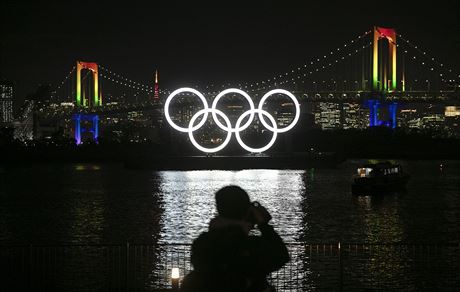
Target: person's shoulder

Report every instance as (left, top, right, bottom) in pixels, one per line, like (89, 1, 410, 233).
(191, 230, 225, 251)
(192, 231, 213, 249)
(194, 226, 245, 245)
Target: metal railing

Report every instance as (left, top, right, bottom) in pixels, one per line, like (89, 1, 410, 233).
(1, 243, 459, 291)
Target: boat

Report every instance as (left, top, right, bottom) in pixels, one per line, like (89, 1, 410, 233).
(351, 161, 410, 195)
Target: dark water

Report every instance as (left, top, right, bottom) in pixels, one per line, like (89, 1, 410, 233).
(1, 160, 459, 291)
(1, 160, 459, 244)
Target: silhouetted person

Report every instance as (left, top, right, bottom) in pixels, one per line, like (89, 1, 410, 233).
(181, 185, 290, 292)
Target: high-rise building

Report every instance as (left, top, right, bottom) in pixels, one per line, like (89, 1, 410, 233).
(0, 81, 14, 124)
(315, 102, 341, 130)
(342, 103, 361, 129)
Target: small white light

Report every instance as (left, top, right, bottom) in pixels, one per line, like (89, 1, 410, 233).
(171, 268, 180, 279)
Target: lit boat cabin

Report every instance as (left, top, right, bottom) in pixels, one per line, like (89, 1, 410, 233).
(357, 163, 401, 178)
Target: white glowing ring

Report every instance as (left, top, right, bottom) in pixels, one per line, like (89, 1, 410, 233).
(188, 108, 233, 153)
(235, 109, 278, 153)
(258, 89, 300, 133)
(164, 87, 208, 132)
(211, 88, 255, 132)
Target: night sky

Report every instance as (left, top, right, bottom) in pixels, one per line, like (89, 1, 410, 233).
(1, 0, 459, 105)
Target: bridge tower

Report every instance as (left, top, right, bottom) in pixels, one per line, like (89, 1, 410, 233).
(74, 61, 101, 144)
(154, 70, 159, 99)
(372, 26, 397, 92)
(76, 61, 101, 107)
(367, 27, 399, 128)
(73, 114, 99, 145)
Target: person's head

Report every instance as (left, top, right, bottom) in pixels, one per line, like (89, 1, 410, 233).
(215, 185, 251, 220)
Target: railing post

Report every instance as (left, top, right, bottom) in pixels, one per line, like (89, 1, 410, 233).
(338, 242, 343, 292)
(125, 242, 129, 292)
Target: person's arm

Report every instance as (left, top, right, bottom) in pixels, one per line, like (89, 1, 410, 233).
(256, 223, 290, 273)
(247, 203, 290, 274)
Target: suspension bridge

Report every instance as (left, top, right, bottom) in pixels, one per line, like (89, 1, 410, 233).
(44, 26, 459, 144)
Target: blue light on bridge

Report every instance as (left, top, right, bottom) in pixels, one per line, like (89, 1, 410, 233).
(366, 100, 398, 129)
(73, 114, 99, 144)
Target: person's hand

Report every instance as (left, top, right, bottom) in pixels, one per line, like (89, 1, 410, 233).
(250, 202, 272, 225)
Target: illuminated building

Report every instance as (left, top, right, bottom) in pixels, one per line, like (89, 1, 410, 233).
(170, 105, 201, 129)
(0, 81, 14, 124)
(315, 102, 341, 130)
(443, 106, 460, 137)
(398, 108, 418, 129)
(420, 114, 445, 132)
(445, 106, 460, 117)
(342, 103, 361, 129)
(127, 111, 145, 122)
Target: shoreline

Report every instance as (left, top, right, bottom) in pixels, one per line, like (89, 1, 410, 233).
(2, 148, 459, 169)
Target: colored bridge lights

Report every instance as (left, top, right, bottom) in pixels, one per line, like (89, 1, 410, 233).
(165, 88, 300, 153)
(373, 26, 397, 92)
(74, 61, 101, 144)
(73, 114, 99, 145)
(76, 61, 101, 107)
(72, 25, 406, 145)
(367, 100, 398, 129)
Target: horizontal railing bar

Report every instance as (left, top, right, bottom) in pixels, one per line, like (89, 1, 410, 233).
(1, 242, 459, 248)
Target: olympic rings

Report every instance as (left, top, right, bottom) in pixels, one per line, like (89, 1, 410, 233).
(189, 108, 233, 153)
(164, 87, 208, 132)
(258, 89, 300, 133)
(235, 109, 278, 153)
(212, 88, 255, 132)
(164, 88, 300, 153)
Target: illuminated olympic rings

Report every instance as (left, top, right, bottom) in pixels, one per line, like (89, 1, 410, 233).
(164, 88, 300, 153)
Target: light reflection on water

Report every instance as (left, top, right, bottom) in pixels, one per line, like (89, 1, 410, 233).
(158, 169, 306, 243)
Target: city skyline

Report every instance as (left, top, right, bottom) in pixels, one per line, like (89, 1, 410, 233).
(1, 0, 459, 105)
